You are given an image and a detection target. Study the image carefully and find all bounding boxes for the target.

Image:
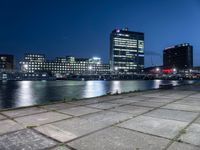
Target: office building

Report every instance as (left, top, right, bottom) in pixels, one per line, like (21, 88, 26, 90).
(163, 43, 193, 69)
(0, 54, 14, 70)
(110, 28, 144, 73)
(19, 54, 110, 75)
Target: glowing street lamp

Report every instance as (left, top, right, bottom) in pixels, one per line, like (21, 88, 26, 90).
(173, 68, 177, 74)
(173, 68, 177, 72)
(114, 67, 118, 71)
(156, 67, 160, 72)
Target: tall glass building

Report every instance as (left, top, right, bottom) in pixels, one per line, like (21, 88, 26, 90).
(110, 28, 144, 73)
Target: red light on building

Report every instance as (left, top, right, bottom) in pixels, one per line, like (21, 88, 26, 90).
(163, 69, 173, 73)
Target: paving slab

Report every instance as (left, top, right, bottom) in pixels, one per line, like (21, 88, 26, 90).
(108, 96, 146, 105)
(0, 129, 57, 150)
(144, 109, 198, 122)
(175, 98, 200, 106)
(1, 107, 47, 118)
(121, 96, 148, 101)
(0, 114, 6, 120)
(179, 123, 200, 146)
(188, 93, 200, 99)
(0, 119, 24, 135)
(81, 110, 133, 125)
(167, 142, 200, 150)
(68, 99, 102, 106)
(110, 105, 153, 116)
(195, 117, 200, 125)
(57, 106, 101, 116)
(145, 97, 176, 103)
(86, 102, 121, 110)
(35, 117, 105, 142)
(131, 101, 166, 108)
(142, 93, 172, 99)
(68, 127, 170, 150)
(165, 93, 194, 99)
(50, 145, 70, 150)
(36, 111, 133, 142)
(15, 112, 71, 127)
(162, 103, 200, 112)
(41, 103, 76, 111)
(117, 115, 188, 139)
(143, 92, 188, 99)
(68, 95, 123, 106)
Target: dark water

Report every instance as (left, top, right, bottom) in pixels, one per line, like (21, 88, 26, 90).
(0, 80, 196, 109)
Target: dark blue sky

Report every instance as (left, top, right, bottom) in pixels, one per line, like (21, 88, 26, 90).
(0, 0, 200, 67)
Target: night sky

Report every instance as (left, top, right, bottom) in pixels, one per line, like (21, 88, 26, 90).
(0, 0, 200, 67)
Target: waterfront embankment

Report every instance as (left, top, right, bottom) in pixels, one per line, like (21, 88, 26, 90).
(0, 83, 200, 149)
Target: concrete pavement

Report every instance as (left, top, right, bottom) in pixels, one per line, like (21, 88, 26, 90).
(0, 84, 200, 150)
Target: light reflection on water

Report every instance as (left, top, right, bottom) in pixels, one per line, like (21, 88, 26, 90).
(16, 81, 35, 107)
(0, 80, 197, 109)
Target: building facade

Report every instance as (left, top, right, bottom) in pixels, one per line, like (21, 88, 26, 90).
(19, 54, 110, 75)
(163, 43, 193, 69)
(0, 54, 14, 71)
(110, 28, 144, 73)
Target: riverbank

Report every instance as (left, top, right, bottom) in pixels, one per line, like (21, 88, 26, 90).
(0, 83, 200, 149)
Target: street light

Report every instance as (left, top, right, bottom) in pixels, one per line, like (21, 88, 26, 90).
(156, 67, 160, 72)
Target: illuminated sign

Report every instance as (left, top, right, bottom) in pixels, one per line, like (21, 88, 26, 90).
(163, 69, 173, 73)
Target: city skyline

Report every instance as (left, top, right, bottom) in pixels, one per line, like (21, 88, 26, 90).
(0, 0, 200, 67)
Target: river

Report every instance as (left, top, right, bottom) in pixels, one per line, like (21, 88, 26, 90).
(0, 80, 196, 109)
